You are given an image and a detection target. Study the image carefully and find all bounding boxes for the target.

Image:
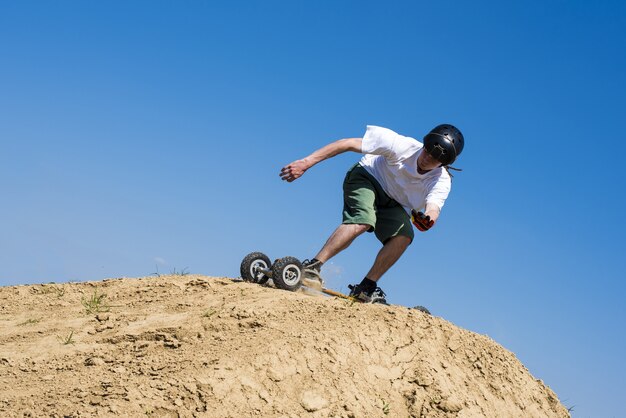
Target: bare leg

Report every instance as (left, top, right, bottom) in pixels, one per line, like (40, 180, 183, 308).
(314, 223, 370, 263)
(365, 235, 412, 281)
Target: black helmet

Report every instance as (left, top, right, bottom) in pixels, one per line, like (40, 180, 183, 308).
(423, 124, 464, 166)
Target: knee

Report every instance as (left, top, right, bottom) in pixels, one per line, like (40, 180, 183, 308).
(342, 223, 371, 235)
(353, 223, 371, 235)
(390, 235, 412, 248)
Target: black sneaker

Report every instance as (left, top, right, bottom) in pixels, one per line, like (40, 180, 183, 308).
(348, 283, 388, 304)
(302, 258, 321, 270)
(302, 259, 324, 287)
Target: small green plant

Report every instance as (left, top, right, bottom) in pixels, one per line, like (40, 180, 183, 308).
(18, 318, 41, 326)
(58, 330, 75, 345)
(81, 290, 110, 314)
(202, 309, 216, 318)
(382, 399, 390, 415)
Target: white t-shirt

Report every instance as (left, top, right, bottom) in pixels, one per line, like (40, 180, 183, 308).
(359, 125, 451, 214)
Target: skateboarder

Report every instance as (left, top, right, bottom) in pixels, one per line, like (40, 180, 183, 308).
(279, 124, 464, 304)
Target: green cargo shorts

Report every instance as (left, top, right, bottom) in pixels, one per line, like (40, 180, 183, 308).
(342, 164, 414, 244)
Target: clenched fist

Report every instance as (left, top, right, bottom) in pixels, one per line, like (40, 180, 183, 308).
(279, 159, 310, 182)
(411, 210, 434, 232)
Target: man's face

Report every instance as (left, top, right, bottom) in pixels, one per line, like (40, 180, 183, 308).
(417, 148, 442, 171)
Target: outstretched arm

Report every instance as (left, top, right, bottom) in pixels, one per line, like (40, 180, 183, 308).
(279, 137, 362, 182)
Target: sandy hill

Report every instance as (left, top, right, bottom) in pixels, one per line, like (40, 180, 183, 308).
(0, 275, 569, 418)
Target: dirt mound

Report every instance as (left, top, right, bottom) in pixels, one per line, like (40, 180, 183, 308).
(0, 275, 569, 417)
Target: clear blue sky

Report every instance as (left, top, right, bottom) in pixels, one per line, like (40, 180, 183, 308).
(1, 1, 624, 416)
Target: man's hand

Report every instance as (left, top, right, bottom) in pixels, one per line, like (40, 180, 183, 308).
(411, 210, 435, 232)
(280, 158, 310, 182)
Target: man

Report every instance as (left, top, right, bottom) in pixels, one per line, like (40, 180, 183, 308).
(279, 124, 464, 304)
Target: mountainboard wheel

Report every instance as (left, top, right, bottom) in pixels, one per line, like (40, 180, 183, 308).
(271, 256, 303, 292)
(240, 252, 272, 284)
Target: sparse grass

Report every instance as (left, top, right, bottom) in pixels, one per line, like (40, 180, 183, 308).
(40, 284, 65, 298)
(170, 267, 189, 276)
(382, 399, 390, 415)
(81, 290, 111, 314)
(18, 318, 41, 326)
(57, 330, 75, 345)
(152, 265, 190, 277)
(152, 264, 161, 277)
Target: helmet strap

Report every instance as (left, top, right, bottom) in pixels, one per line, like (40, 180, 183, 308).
(444, 165, 463, 178)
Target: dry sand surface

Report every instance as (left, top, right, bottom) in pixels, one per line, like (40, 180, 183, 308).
(0, 275, 569, 417)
